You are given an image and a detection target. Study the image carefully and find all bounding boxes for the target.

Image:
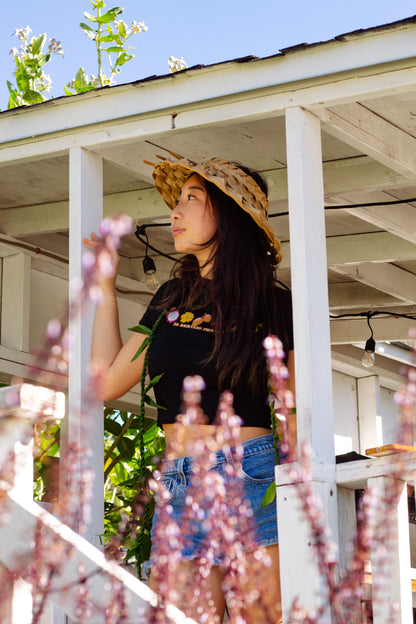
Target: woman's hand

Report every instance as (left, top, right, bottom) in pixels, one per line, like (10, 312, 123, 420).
(83, 230, 120, 296)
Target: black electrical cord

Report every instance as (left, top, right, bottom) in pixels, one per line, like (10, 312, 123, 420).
(135, 224, 178, 262)
(269, 196, 416, 219)
(135, 196, 416, 260)
(330, 310, 416, 321)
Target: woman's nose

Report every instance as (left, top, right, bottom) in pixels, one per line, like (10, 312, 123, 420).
(171, 205, 182, 220)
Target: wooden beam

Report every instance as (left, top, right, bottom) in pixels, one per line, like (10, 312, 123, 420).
(316, 102, 416, 180)
(328, 282, 402, 310)
(330, 316, 415, 344)
(279, 231, 416, 270)
(332, 262, 416, 303)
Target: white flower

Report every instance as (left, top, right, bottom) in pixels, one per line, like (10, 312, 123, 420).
(9, 47, 18, 56)
(131, 20, 148, 34)
(13, 26, 32, 43)
(168, 56, 187, 73)
(48, 37, 64, 57)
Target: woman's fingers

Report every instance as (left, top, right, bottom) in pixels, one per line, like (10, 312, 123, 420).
(83, 231, 102, 248)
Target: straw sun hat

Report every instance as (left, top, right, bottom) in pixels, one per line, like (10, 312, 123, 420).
(149, 155, 282, 264)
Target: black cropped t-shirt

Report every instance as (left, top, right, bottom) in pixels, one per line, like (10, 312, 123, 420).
(139, 279, 293, 429)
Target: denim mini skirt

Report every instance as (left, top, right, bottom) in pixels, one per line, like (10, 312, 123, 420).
(150, 433, 278, 567)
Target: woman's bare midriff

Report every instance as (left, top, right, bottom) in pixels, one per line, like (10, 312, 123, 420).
(162, 423, 271, 458)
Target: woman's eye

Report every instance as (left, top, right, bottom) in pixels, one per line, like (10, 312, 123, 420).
(187, 194, 195, 200)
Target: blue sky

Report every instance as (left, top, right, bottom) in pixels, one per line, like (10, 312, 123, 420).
(1, 0, 416, 109)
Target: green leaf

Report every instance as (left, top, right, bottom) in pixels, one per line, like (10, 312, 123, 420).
(31, 33, 47, 55)
(22, 89, 45, 104)
(142, 423, 159, 445)
(105, 46, 126, 53)
(261, 482, 276, 508)
(97, 7, 124, 23)
(84, 11, 98, 22)
(104, 419, 122, 436)
(130, 336, 149, 362)
(118, 20, 127, 38)
(128, 324, 151, 336)
(114, 52, 133, 67)
(80, 21, 95, 32)
(114, 459, 129, 481)
(143, 395, 162, 409)
(144, 374, 164, 393)
(117, 437, 136, 460)
(98, 34, 116, 42)
(74, 67, 91, 89)
(63, 84, 74, 96)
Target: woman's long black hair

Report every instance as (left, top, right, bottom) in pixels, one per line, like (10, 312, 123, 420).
(159, 165, 285, 394)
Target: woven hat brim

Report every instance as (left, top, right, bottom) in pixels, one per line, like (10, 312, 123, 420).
(152, 157, 282, 263)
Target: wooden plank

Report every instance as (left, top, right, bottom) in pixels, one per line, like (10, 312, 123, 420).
(280, 231, 416, 271)
(316, 102, 416, 180)
(345, 203, 416, 245)
(330, 316, 415, 344)
(336, 452, 416, 488)
(328, 282, 401, 310)
(332, 262, 416, 304)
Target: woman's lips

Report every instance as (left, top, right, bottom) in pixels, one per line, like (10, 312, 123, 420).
(172, 227, 184, 237)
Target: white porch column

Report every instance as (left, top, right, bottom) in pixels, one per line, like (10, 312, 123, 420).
(1, 253, 30, 351)
(357, 376, 382, 454)
(369, 476, 412, 623)
(67, 147, 103, 548)
(276, 106, 337, 622)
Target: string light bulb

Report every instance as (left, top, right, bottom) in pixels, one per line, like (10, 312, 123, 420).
(361, 314, 376, 368)
(143, 254, 160, 290)
(361, 336, 376, 368)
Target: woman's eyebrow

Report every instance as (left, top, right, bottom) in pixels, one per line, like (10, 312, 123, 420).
(185, 185, 205, 192)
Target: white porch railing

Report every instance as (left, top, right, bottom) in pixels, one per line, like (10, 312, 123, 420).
(0, 384, 196, 624)
(276, 452, 416, 623)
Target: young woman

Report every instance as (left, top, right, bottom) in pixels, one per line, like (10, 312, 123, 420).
(86, 157, 295, 623)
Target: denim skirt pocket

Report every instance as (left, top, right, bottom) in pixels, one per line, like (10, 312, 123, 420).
(239, 446, 276, 485)
(160, 474, 179, 504)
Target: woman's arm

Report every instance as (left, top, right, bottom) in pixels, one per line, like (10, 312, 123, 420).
(286, 349, 297, 453)
(85, 232, 148, 402)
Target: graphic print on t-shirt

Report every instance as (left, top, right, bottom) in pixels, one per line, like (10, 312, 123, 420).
(166, 309, 214, 333)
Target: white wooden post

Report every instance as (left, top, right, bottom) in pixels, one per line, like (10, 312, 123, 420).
(277, 106, 337, 622)
(1, 253, 31, 351)
(368, 476, 412, 623)
(0, 384, 65, 624)
(357, 376, 382, 454)
(67, 147, 104, 549)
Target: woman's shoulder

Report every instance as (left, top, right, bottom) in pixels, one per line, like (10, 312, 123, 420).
(153, 277, 179, 300)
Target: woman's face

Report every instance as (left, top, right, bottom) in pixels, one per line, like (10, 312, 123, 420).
(170, 174, 217, 266)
